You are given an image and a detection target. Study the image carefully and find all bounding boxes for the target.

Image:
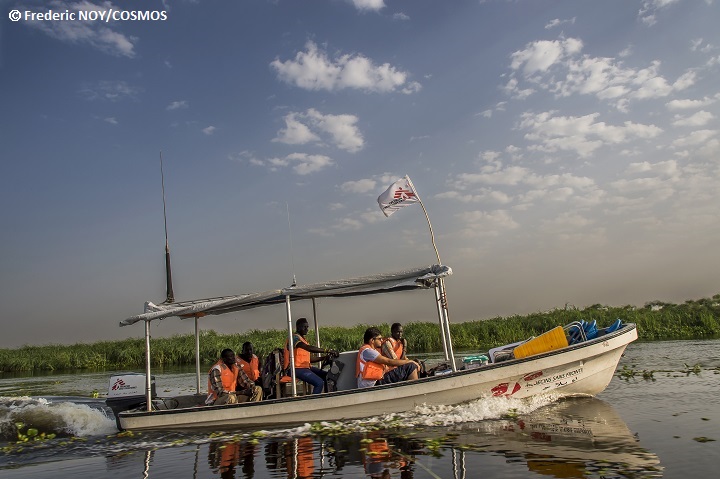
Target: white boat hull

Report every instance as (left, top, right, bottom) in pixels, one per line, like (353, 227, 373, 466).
(118, 324, 637, 431)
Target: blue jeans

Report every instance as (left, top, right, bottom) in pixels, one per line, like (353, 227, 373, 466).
(294, 367, 327, 394)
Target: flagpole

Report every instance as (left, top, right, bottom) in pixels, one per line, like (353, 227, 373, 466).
(404, 176, 456, 370)
(405, 176, 442, 265)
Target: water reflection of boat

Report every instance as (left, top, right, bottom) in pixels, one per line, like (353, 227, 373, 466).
(264, 433, 419, 479)
(109, 265, 638, 431)
(97, 398, 661, 479)
(208, 440, 256, 479)
(438, 398, 663, 478)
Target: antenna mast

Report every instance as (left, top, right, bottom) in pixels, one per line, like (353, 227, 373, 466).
(160, 152, 175, 303)
(286, 202, 297, 287)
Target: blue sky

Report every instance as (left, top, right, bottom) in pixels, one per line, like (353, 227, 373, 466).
(1, 0, 719, 347)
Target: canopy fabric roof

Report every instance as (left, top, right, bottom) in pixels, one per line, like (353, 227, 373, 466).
(120, 264, 452, 327)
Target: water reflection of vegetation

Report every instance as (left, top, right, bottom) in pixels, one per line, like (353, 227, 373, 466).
(1, 294, 718, 371)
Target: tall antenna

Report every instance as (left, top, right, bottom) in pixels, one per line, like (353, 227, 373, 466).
(160, 152, 175, 303)
(286, 202, 297, 287)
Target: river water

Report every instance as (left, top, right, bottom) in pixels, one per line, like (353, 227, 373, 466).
(1, 339, 718, 478)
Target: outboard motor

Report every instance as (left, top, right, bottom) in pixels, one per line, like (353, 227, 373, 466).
(106, 373, 156, 430)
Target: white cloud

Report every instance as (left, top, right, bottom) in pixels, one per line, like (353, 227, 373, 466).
(306, 109, 364, 152)
(78, 80, 139, 101)
(455, 210, 520, 237)
(639, 0, 681, 26)
(670, 129, 718, 149)
(609, 176, 674, 194)
(666, 94, 720, 111)
(672, 110, 715, 127)
(273, 109, 364, 152)
(393, 12, 410, 21)
(457, 166, 530, 186)
(24, 1, 137, 57)
(544, 17, 575, 30)
(624, 159, 679, 177)
(341, 179, 377, 193)
(351, 0, 385, 12)
(202, 126, 216, 135)
(271, 41, 419, 94)
(435, 189, 513, 204)
(510, 38, 583, 75)
(410, 135, 430, 142)
(273, 113, 321, 145)
(503, 77, 535, 100)
(543, 212, 593, 228)
(518, 111, 662, 157)
(103, 117, 117, 124)
(166, 100, 189, 111)
(507, 37, 697, 109)
(266, 153, 334, 175)
(334, 217, 364, 230)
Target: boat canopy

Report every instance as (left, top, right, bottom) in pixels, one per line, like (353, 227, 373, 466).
(120, 264, 452, 327)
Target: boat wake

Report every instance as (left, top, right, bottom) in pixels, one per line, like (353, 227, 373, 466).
(268, 393, 560, 437)
(0, 396, 117, 441)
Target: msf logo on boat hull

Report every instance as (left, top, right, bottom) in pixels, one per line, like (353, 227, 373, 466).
(111, 378, 127, 390)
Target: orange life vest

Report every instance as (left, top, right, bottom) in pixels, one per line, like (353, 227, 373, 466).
(382, 337, 405, 359)
(237, 355, 260, 381)
(356, 344, 385, 381)
(284, 335, 311, 369)
(207, 359, 238, 402)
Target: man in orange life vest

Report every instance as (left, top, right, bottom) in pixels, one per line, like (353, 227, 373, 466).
(237, 341, 261, 385)
(285, 317, 339, 394)
(357, 327, 419, 388)
(381, 322, 408, 361)
(206, 348, 262, 405)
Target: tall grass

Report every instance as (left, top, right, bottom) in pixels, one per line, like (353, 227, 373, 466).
(1, 294, 718, 372)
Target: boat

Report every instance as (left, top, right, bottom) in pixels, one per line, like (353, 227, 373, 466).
(107, 264, 638, 431)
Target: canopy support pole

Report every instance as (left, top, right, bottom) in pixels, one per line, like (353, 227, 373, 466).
(312, 298, 320, 348)
(285, 295, 297, 396)
(194, 316, 201, 394)
(144, 320, 152, 411)
(439, 278, 457, 371)
(434, 285, 450, 361)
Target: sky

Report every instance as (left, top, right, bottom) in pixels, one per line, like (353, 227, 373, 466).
(1, 0, 719, 348)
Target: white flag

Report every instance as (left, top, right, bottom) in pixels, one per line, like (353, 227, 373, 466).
(377, 176, 419, 217)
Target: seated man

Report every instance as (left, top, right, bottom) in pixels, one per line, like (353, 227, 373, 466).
(381, 322, 408, 361)
(284, 317, 338, 394)
(235, 362, 263, 402)
(357, 327, 419, 388)
(206, 348, 262, 405)
(237, 341, 261, 385)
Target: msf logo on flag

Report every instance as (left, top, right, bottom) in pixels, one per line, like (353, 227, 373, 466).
(393, 188, 416, 200)
(378, 176, 420, 217)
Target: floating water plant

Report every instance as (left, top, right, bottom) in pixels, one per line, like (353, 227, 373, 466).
(693, 437, 715, 443)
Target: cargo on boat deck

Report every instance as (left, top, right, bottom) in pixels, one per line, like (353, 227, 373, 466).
(513, 326, 569, 359)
